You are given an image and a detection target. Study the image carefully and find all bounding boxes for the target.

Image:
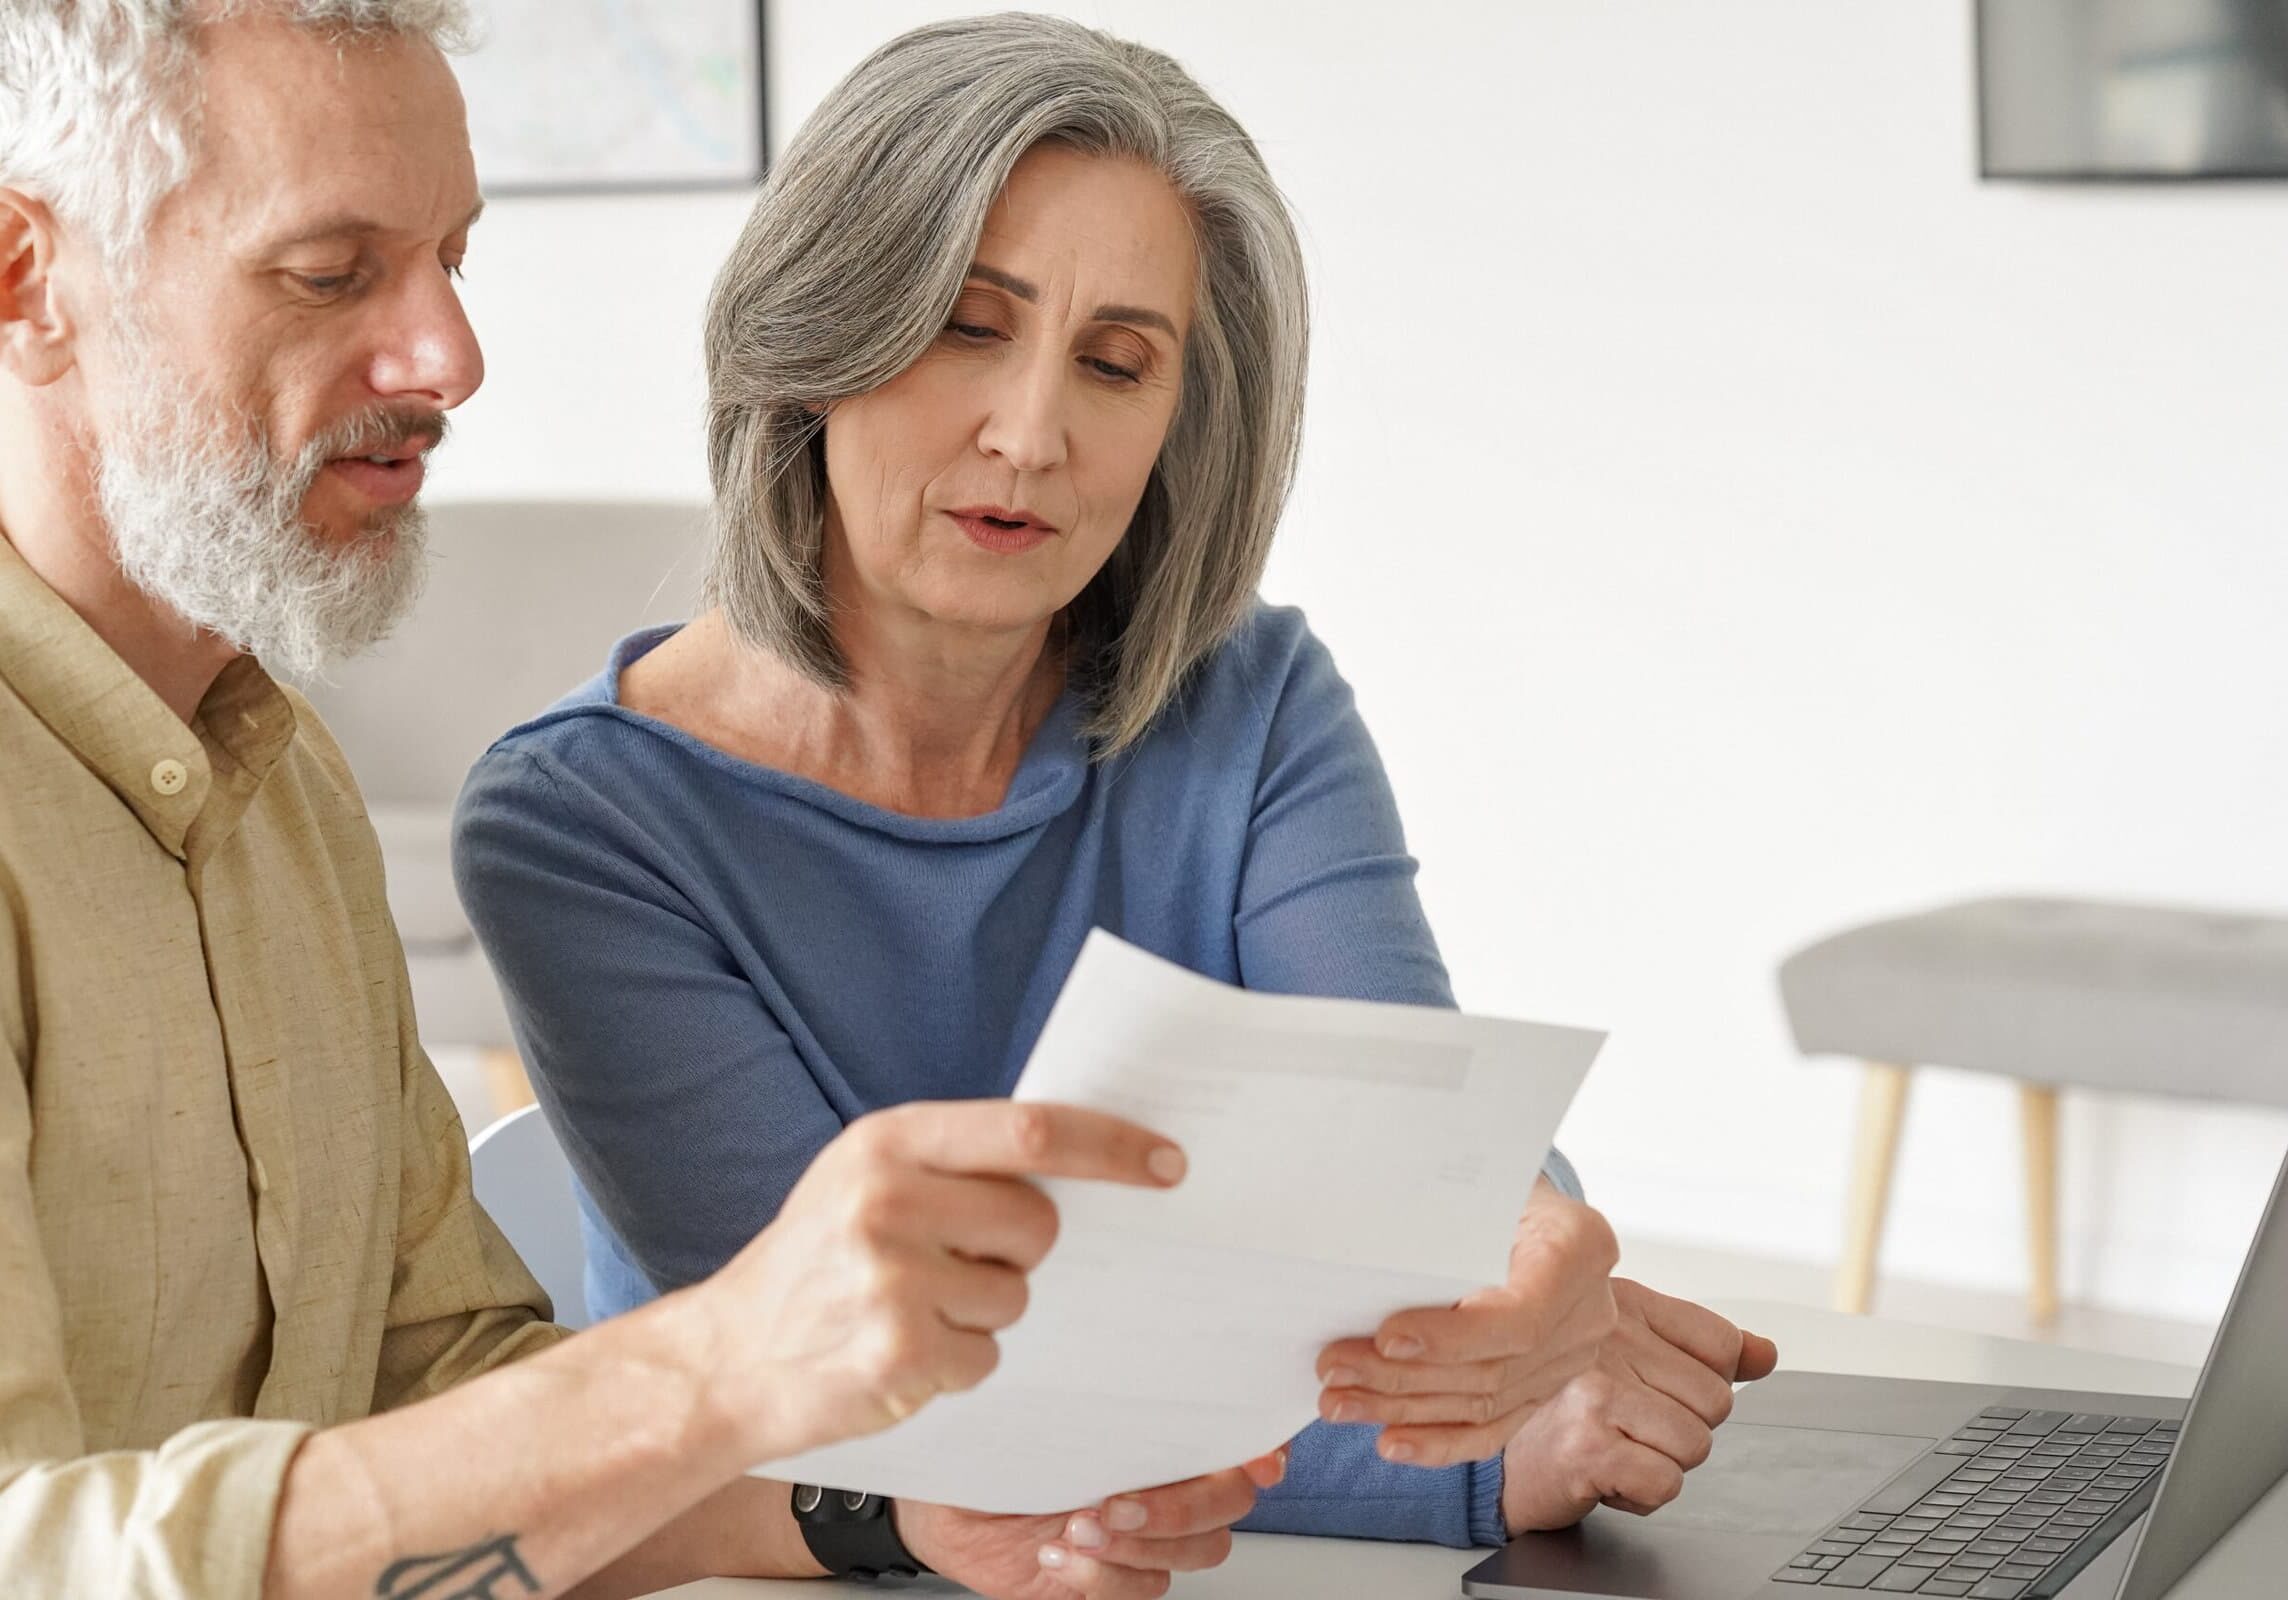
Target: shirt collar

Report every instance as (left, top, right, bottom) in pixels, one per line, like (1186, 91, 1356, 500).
(0, 528, 297, 861)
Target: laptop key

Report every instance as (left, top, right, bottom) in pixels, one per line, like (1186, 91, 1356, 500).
(2058, 1415, 2115, 1434)
(1918, 1585, 1973, 1598)
(1820, 1552, 1901, 1586)
(1866, 1454, 1976, 1517)
(1773, 1569, 1825, 1584)
(1872, 1570, 1932, 1592)
(1842, 1514, 1898, 1532)
(1967, 1581, 2028, 1599)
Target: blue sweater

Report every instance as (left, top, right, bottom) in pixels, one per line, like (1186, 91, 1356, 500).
(453, 603, 1579, 1549)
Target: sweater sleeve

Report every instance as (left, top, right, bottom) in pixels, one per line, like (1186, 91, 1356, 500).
(452, 744, 846, 1311)
(1226, 615, 1577, 1546)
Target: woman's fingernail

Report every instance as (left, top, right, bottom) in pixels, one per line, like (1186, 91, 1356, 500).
(1104, 1499, 1148, 1532)
(1382, 1336, 1425, 1361)
(1148, 1146, 1187, 1184)
(1037, 1544, 1069, 1571)
(1329, 1398, 1362, 1423)
(1066, 1513, 1107, 1549)
(1382, 1437, 1418, 1463)
(1325, 1366, 1361, 1388)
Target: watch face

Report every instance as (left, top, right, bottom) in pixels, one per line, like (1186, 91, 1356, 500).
(841, 1490, 874, 1513)
(793, 1484, 824, 1514)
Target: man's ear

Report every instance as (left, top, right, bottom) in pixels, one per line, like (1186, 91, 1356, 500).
(0, 187, 76, 387)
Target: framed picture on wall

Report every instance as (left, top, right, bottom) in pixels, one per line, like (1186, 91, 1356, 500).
(455, 0, 768, 193)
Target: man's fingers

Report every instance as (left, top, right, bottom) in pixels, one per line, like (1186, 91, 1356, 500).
(1036, 1549, 1171, 1599)
(874, 1101, 1186, 1189)
(1241, 1446, 1290, 1490)
(1736, 1331, 1780, 1383)
(1057, 1523, 1237, 1573)
(1097, 1466, 1260, 1537)
(931, 1255, 1029, 1335)
(916, 1171, 1062, 1271)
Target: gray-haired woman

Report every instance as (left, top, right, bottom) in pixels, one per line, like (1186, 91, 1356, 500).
(457, 14, 1774, 1599)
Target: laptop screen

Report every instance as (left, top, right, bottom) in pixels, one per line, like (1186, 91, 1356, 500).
(2116, 1147, 2288, 1600)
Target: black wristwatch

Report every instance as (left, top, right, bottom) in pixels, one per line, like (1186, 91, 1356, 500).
(791, 1485, 932, 1583)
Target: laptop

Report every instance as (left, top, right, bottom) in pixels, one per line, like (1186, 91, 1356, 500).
(1462, 1148, 2288, 1599)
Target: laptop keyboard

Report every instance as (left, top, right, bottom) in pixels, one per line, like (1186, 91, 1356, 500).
(1771, 1407, 2178, 1596)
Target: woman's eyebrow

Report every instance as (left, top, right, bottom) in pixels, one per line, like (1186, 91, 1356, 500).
(967, 260, 1178, 339)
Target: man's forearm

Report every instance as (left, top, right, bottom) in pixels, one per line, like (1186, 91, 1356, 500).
(263, 1289, 816, 1599)
(561, 1477, 825, 1600)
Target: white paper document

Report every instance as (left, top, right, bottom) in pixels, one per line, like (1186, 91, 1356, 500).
(751, 931, 1602, 1512)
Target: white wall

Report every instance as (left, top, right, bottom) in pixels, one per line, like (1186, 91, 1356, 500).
(442, 1, 2288, 1324)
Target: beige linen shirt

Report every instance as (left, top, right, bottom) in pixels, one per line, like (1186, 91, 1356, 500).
(0, 530, 569, 1597)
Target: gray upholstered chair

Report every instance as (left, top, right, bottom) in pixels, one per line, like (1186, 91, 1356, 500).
(301, 500, 710, 1112)
(1780, 896, 2288, 1321)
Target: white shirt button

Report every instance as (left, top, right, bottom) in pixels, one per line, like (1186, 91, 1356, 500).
(150, 758, 189, 797)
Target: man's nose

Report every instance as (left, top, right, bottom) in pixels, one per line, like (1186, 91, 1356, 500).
(366, 263, 484, 410)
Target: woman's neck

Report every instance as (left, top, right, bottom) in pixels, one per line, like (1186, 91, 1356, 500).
(625, 606, 1067, 820)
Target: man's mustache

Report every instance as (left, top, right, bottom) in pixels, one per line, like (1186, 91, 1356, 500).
(308, 405, 451, 463)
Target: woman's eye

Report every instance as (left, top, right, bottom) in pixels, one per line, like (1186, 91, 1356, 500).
(296, 272, 359, 296)
(947, 321, 1001, 341)
(1086, 355, 1142, 384)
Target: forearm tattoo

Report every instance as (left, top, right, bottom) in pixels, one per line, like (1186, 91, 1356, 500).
(375, 1534, 541, 1600)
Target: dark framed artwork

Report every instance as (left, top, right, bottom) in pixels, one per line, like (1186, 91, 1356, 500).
(457, 0, 769, 194)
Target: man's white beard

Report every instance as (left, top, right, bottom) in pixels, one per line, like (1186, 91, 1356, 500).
(95, 354, 433, 682)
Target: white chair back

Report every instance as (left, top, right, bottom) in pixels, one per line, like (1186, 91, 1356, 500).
(468, 1104, 592, 1330)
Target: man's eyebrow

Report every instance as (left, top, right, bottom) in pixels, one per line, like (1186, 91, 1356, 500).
(259, 199, 487, 255)
(965, 261, 1179, 340)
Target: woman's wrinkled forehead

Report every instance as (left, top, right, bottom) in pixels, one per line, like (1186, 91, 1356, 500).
(965, 146, 1198, 342)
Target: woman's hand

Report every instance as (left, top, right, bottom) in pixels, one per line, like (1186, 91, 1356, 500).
(695, 1099, 1188, 1464)
(1313, 1178, 1621, 1467)
(896, 1450, 1287, 1600)
(1500, 1279, 1779, 1531)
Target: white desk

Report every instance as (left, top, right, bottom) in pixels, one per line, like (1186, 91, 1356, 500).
(653, 1298, 2283, 1599)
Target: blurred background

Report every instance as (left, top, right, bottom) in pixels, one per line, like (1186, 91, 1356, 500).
(395, 1, 2288, 1362)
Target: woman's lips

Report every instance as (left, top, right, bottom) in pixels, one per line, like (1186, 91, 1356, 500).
(947, 510, 1056, 554)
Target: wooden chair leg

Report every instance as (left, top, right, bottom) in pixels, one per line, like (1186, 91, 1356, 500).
(479, 1047, 537, 1118)
(1835, 1062, 1913, 1315)
(2021, 1083, 2061, 1324)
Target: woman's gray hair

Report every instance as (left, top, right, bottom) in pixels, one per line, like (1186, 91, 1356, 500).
(704, 11, 1309, 755)
(0, 0, 472, 272)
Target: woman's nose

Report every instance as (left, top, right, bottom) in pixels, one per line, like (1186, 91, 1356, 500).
(976, 359, 1067, 474)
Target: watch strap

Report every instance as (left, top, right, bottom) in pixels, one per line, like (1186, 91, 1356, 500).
(791, 1485, 931, 1582)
